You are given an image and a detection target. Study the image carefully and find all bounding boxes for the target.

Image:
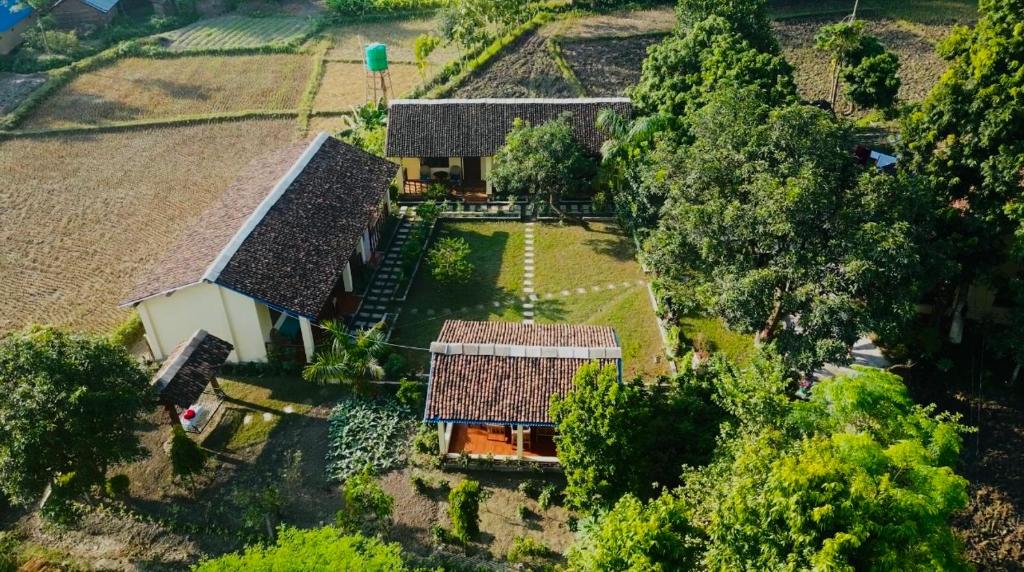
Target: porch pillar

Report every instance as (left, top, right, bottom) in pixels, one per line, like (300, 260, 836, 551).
(437, 423, 447, 455)
(342, 262, 354, 292)
(136, 302, 164, 360)
(516, 425, 524, 460)
(299, 317, 315, 363)
(360, 229, 371, 264)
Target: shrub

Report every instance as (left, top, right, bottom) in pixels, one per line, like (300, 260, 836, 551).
(410, 473, 429, 494)
(415, 200, 442, 223)
(424, 182, 448, 201)
(414, 33, 441, 77)
(396, 378, 426, 412)
(0, 532, 17, 572)
(516, 504, 530, 521)
(235, 486, 281, 540)
(383, 353, 407, 380)
(337, 469, 394, 535)
(428, 236, 474, 284)
(448, 479, 482, 542)
(170, 427, 208, 489)
(105, 474, 130, 498)
(40, 471, 84, 526)
(411, 422, 439, 455)
(192, 526, 408, 571)
(108, 311, 143, 348)
(518, 478, 544, 499)
(537, 484, 558, 510)
(507, 536, 552, 564)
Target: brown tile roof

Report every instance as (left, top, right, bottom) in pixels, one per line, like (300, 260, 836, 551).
(385, 98, 633, 158)
(152, 329, 232, 408)
(122, 135, 399, 318)
(426, 321, 620, 425)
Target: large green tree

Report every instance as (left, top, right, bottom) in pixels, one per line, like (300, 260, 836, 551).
(646, 89, 934, 373)
(899, 0, 1024, 339)
(550, 362, 722, 512)
(0, 326, 150, 506)
(704, 370, 970, 570)
(815, 21, 902, 111)
(567, 492, 703, 572)
(489, 114, 597, 216)
(193, 526, 407, 571)
(674, 0, 779, 54)
(631, 15, 796, 125)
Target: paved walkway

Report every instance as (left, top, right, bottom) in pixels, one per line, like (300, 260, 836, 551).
(813, 335, 891, 381)
(350, 206, 418, 330)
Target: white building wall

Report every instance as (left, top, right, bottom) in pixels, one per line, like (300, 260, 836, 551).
(137, 282, 270, 363)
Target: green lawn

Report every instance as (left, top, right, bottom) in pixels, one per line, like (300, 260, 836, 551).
(533, 222, 669, 378)
(390, 221, 526, 370)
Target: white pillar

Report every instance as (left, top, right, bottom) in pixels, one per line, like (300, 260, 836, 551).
(516, 425, 524, 460)
(299, 317, 315, 363)
(360, 229, 371, 264)
(438, 423, 447, 454)
(136, 302, 163, 360)
(342, 262, 354, 292)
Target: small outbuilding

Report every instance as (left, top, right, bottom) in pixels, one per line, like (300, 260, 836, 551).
(425, 320, 622, 463)
(51, 0, 119, 31)
(152, 329, 232, 431)
(385, 97, 631, 199)
(121, 133, 399, 364)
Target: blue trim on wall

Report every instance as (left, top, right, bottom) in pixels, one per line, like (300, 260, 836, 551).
(425, 416, 557, 428)
(211, 280, 317, 321)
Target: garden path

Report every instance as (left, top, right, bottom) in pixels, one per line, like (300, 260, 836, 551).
(351, 206, 417, 330)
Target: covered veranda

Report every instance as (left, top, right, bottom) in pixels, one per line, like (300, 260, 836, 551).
(441, 422, 558, 462)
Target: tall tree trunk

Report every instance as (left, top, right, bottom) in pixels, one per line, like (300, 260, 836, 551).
(756, 289, 786, 345)
(948, 285, 967, 345)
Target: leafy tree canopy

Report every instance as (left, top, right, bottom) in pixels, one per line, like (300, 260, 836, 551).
(899, 0, 1024, 289)
(815, 21, 901, 110)
(674, 0, 779, 54)
(632, 16, 796, 124)
(0, 326, 150, 505)
(550, 362, 723, 513)
(645, 89, 934, 372)
(567, 492, 703, 572)
(192, 526, 407, 571)
(682, 367, 972, 571)
(489, 114, 597, 212)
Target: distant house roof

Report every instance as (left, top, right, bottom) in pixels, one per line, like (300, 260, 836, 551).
(385, 98, 632, 158)
(0, 2, 32, 32)
(152, 329, 232, 408)
(65, 0, 119, 13)
(121, 134, 399, 319)
(425, 320, 621, 426)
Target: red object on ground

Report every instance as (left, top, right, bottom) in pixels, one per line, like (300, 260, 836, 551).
(183, 409, 196, 420)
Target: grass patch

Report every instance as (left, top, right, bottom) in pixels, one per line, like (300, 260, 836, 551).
(312, 62, 422, 112)
(0, 119, 297, 336)
(533, 222, 666, 377)
(22, 55, 312, 129)
(679, 316, 757, 366)
(390, 221, 525, 369)
(158, 15, 316, 52)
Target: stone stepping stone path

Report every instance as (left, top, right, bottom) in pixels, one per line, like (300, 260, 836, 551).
(523, 222, 535, 325)
(350, 206, 419, 331)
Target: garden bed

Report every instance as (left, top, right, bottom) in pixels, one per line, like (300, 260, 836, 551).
(157, 15, 315, 51)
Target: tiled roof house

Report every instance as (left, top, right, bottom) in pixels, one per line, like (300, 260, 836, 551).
(385, 97, 631, 198)
(121, 133, 398, 364)
(426, 320, 622, 462)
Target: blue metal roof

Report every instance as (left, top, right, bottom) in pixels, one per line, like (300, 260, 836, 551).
(79, 0, 118, 13)
(0, 2, 33, 33)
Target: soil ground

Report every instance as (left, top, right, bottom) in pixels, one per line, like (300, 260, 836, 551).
(0, 72, 46, 115)
(451, 31, 575, 98)
(561, 34, 663, 96)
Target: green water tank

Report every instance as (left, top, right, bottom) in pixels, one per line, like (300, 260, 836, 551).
(365, 43, 389, 72)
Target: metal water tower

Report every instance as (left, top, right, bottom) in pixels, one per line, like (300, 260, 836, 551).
(364, 42, 394, 103)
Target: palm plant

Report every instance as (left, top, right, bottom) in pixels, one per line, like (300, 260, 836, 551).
(595, 109, 669, 192)
(302, 321, 387, 388)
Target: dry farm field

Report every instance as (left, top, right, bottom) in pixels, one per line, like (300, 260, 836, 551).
(326, 16, 461, 65)
(0, 119, 297, 335)
(157, 15, 315, 51)
(313, 62, 421, 111)
(452, 31, 576, 98)
(21, 55, 312, 129)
